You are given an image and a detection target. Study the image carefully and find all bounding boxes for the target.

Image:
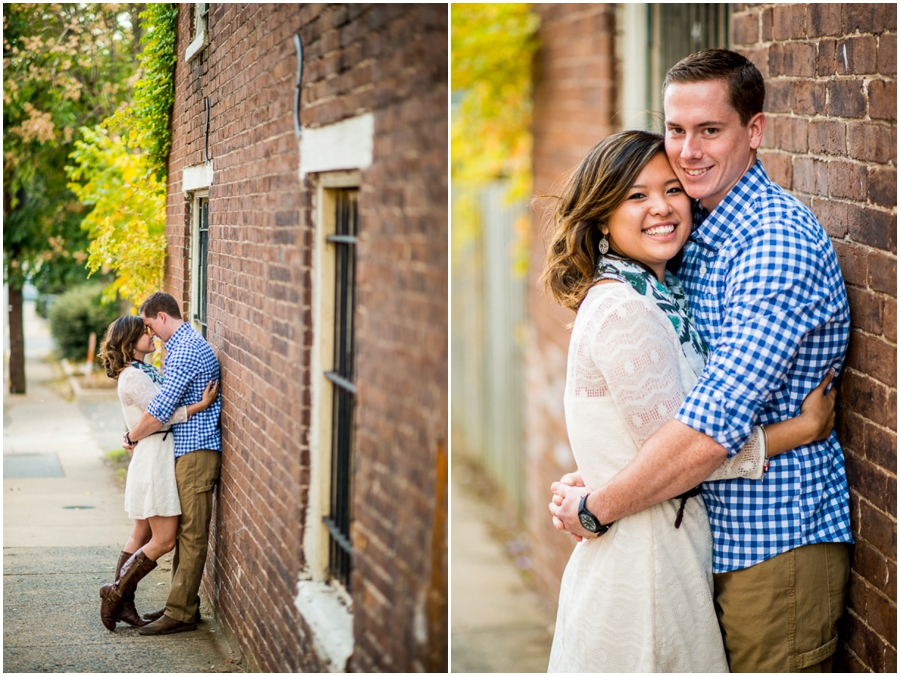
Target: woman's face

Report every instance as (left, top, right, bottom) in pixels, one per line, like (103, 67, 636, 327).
(602, 151, 692, 281)
(133, 326, 157, 358)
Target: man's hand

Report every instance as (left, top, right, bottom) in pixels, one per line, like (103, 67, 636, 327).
(549, 481, 593, 542)
(123, 433, 136, 454)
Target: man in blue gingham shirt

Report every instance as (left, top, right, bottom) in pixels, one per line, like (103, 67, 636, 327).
(552, 50, 852, 671)
(677, 160, 852, 575)
(124, 291, 221, 636)
(143, 323, 221, 457)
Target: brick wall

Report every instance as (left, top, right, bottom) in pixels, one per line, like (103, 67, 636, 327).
(526, 2, 618, 603)
(165, 4, 447, 672)
(732, 4, 897, 671)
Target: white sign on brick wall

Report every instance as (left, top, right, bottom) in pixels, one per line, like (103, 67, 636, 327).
(299, 113, 374, 178)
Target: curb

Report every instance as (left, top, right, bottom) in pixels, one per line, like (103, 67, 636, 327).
(60, 359, 117, 398)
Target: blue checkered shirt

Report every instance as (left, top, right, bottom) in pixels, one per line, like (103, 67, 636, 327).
(675, 161, 853, 573)
(147, 323, 221, 458)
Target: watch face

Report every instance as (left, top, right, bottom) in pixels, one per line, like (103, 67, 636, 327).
(579, 513, 598, 532)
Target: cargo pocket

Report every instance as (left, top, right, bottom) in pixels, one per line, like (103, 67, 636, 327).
(792, 634, 837, 671)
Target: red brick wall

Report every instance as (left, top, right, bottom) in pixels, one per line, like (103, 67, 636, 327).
(526, 2, 618, 603)
(165, 4, 447, 672)
(732, 4, 897, 671)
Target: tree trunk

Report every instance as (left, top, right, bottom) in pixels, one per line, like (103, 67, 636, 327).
(8, 284, 26, 394)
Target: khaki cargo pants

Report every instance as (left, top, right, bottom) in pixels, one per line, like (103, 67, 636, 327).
(166, 449, 221, 624)
(714, 543, 850, 673)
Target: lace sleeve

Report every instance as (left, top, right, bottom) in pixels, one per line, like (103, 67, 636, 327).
(587, 291, 766, 481)
(589, 295, 688, 449)
(704, 425, 766, 481)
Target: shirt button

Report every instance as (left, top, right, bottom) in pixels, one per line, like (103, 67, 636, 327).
(700, 266, 708, 275)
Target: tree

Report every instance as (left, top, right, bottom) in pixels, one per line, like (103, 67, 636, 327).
(3, 3, 140, 393)
(66, 2, 178, 308)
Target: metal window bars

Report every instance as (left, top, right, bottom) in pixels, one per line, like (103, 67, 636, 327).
(194, 197, 209, 338)
(323, 190, 358, 589)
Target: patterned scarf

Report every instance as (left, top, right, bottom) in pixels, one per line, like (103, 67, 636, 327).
(131, 360, 164, 385)
(595, 254, 709, 371)
(595, 254, 709, 528)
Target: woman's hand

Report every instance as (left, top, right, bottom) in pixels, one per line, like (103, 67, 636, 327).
(200, 380, 220, 409)
(798, 370, 836, 443)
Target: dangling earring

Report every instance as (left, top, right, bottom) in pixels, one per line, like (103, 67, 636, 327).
(598, 233, 609, 255)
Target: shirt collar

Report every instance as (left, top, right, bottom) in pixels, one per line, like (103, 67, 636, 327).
(163, 322, 192, 349)
(690, 160, 770, 249)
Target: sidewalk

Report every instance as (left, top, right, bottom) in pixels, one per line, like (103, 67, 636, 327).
(3, 300, 241, 673)
(450, 471, 555, 673)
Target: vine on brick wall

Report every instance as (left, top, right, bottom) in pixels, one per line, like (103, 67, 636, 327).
(106, 2, 178, 180)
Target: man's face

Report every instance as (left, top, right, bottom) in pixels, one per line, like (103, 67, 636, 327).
(141, 312, 168, 341)
(663, 78, 765, 213)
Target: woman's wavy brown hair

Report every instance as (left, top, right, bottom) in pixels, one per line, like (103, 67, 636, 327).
(99, 315, 145, 379)
(540, 130, 666, 313)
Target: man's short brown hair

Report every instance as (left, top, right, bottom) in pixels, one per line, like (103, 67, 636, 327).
(139, 291, 182, 320)
(663, 48, 765, 126)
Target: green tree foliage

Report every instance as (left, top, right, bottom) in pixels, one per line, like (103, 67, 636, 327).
(451, 4, 539, 199)
(66, 3, 177, 308)
(3, 3, 140, 392)
(48, 283, 120, 363)
(67, 126, 166, 306)
(3, 3, 140, 291)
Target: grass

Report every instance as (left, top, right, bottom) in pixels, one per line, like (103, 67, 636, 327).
(103, 447, 131, 484)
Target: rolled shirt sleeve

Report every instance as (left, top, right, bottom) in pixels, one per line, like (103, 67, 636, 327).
(676, 216, 846, 457)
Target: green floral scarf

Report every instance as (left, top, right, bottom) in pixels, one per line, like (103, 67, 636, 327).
(595, 255, 709, 371)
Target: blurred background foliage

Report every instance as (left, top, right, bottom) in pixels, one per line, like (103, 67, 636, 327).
(67, 2, 177, 308)
(451, 4, 538, 274)
(451, 3, 539, 197)
(4, 3, 176, 392)
(3, 3, 142, 295)
(47, 283, 120, 364)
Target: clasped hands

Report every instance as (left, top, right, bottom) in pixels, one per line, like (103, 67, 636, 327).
(548, 470, 595, 542)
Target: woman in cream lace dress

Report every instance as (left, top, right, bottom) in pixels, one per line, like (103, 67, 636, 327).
(540, 131, 835, 672)
(97, 315, 218, 631)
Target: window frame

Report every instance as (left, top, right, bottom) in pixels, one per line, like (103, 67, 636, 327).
(307, 170, 361, 598)
(189, 190, 210, 338)
(186, 2, 210, 62)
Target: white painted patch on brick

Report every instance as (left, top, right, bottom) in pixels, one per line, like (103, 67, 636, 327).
(182, 161, 213, 193)
(294, 580, 353, 672)
(299, 113, 374, 178)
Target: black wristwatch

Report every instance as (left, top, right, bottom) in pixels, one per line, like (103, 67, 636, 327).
(578, 493, 612, 536)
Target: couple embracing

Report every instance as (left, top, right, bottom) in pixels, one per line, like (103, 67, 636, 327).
(544, 50, 851, 672)
(98, 292, 221, 636)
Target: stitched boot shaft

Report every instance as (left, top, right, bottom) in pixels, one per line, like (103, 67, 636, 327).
(114, 551, 149, 627)
(99, 549, 157, 631)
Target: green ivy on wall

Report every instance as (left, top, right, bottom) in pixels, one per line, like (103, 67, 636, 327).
(106, 2, 178, 180)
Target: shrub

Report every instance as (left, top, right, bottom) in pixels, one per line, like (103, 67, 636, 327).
(48, 283, 120, 363)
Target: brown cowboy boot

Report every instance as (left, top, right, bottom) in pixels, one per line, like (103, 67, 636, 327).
(99, 548, 157, 631)
(113, 551, 149, 627)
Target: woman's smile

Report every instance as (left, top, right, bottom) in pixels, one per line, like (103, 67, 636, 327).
(602, 152, 692, 280)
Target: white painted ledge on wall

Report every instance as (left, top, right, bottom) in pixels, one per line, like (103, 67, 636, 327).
(182, 161, 213, 193)
(294, 580, 354, 672)
(299, 113, 374, 178)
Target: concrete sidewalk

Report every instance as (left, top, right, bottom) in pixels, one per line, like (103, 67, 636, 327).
(3, 300, 241, 673)
(450, 471, 555, 673)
